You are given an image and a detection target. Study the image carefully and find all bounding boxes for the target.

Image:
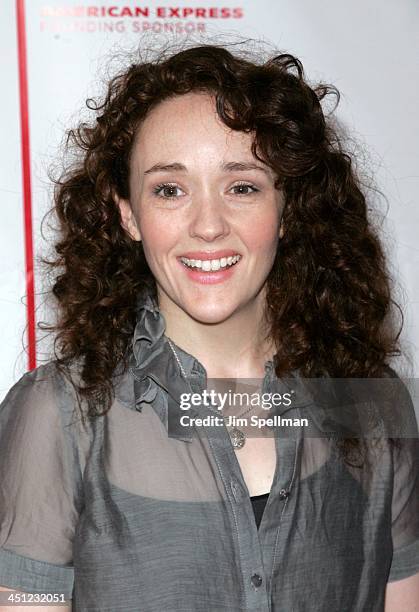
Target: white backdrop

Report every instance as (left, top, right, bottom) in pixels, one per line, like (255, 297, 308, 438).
(1, 0, 419, 398)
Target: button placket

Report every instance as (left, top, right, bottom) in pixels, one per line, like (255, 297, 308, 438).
(268, 426, 304, 596)
(196, 364, 271, 610)
(206, 429, 271, 611)
(254, 399, 304, 601)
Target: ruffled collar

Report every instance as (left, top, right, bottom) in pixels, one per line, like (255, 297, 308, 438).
(123, 286, 336, 440)
(132, 287, 166, 370)
(128, 286, 207, 441)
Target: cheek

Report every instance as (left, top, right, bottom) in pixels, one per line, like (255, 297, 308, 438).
(138, 216, 179, 263)
(241, 214, 280, 256)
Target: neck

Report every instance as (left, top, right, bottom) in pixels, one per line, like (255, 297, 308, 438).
(158, 288, 275, 379)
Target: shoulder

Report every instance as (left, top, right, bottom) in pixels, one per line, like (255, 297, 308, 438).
(2, 359, 76, 394)
(371, 365, 418, 438)
(1, 359, 88, 429)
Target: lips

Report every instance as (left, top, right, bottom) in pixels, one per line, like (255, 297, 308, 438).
(177, 251, 242, 284)
(178, 249, 240, 260)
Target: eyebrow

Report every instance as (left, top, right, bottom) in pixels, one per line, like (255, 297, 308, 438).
(143, 161, 272, 176)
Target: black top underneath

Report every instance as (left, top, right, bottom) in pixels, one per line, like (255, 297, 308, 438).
(250, 492, 269, 529)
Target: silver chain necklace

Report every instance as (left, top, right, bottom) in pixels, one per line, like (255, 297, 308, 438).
(167, 337, 257, 450)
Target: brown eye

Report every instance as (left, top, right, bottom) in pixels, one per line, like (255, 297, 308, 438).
(162, 186, 177, 197)
(230, 183, 259, 196)
(152, 183, 184, 199)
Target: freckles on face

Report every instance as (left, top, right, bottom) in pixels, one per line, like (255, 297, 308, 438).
(126, 91, 283, 320)
(129, 93, 281, 241)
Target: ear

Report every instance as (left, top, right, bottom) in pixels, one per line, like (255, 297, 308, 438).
(115, 197, 141, 242)
(279, 219, 285, 239)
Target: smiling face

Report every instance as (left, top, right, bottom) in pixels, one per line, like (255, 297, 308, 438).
(117, 91, 284, 325)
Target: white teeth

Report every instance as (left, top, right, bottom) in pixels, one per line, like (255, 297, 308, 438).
(180, 255, 241, 271)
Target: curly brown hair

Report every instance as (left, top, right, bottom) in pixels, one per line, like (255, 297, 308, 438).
(40, 41, 402, 462)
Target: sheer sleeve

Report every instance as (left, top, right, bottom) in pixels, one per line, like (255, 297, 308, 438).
(0, 362, 84, 599)
(387, 377, 419, 581)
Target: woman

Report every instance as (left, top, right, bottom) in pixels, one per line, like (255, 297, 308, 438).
(0, 42, 418, 611)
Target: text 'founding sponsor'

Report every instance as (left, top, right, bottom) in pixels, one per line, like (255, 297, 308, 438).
(39, 6, 244, 33)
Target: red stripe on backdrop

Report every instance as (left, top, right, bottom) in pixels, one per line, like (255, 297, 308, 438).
(16, 0, 36, 370)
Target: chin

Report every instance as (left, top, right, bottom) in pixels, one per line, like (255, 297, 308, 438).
(182, 301, 238, 325)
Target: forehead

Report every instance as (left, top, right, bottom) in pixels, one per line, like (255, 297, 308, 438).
(131, 92, 257, 167)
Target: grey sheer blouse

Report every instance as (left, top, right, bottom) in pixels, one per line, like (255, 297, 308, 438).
(0, 288, 418, 611)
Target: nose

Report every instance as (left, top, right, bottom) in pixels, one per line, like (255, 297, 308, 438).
(188, 192, 230, 242)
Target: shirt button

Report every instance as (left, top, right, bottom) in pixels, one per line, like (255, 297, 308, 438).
(279, 488, 290, 500)
(250, 574, 263, 588)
